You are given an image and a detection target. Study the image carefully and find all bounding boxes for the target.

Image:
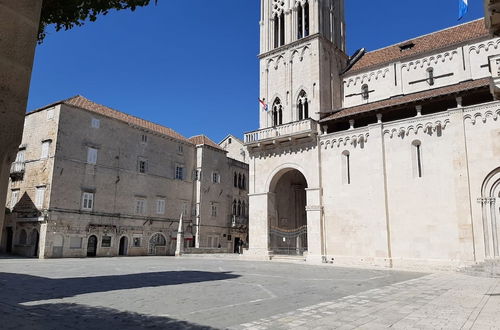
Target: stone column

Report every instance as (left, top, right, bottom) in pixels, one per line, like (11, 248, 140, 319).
(246, 192, 271, 258)
(0, 0, 43, 248)
(305, 187, 323, 263)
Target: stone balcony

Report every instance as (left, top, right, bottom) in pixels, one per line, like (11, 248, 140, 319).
(485, 0, 500, 36)
(244, 119, 318, 146)
(9, 161, 25, 181)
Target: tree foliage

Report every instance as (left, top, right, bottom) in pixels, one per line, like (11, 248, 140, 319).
(38, 0, 156, 42)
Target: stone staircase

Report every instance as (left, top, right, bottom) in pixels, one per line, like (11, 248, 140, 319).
(459, 259, 500, 278)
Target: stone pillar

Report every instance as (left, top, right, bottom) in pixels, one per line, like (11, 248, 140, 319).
(246, 192, 271, 258)
(0, 0, 43, 248)
(305, 187, 323, 263)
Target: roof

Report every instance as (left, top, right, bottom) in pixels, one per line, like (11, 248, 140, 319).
(321, 78, 491, 122)
(189, 135, 225, 151)
(349, 19, 489, 74)
(33, 95, 190, 143)
(219, 134, 244, 145)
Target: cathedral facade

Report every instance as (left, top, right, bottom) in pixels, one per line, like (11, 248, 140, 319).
(246, 0, 500, 269)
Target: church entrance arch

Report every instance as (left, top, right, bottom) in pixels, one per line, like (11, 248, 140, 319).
(480, 167, 500, 259)
(87, 235, 97, 257)
(268, 168, 308, 256)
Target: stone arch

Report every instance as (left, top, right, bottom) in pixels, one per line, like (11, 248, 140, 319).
(480, 167, 500, 258)
(266, 163, 310, 193)
(148, 232, 167, 256)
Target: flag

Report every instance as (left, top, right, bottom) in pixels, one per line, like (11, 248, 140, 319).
(259, 98, 268, 111)
(458, 0, 468, 20)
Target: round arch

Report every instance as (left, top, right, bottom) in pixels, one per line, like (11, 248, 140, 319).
(266, 163, 310, 193)
(480, 167, 500, 259)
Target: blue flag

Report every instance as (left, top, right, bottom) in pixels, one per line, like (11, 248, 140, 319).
(459, 0, 468, 20)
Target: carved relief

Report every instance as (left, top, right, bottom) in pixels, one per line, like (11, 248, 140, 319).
(383, 119, 450, 138)
(463, 107, 500, 125)
(321, 132, 369, 149)
(344, 68, 390, 87)
(401, 50, 458, 71)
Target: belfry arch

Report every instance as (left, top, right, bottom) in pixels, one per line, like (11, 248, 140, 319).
(268, 168, 308, 256)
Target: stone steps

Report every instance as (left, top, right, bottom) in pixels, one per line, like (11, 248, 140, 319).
(459, 259, 500, 278)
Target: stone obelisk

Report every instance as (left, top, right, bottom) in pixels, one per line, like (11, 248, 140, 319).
(175, 212, 184, 256)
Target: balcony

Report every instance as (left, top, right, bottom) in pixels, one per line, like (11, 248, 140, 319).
(9, 162, 25, 181)
(231, 216, 248, 228)
(244, 119, 318, 146)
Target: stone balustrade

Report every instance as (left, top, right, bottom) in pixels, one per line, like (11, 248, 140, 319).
(244, 119, 318, 145)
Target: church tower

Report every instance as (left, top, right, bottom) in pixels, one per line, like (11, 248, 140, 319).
(259, 0, 347, 129)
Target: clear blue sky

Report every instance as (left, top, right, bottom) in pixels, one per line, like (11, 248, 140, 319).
(28, 0, 484, 142)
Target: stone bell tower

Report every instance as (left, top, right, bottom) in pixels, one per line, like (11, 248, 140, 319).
(258, 0, 347, 129)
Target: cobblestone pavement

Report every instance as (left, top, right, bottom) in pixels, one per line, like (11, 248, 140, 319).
(0, 257, 498, 329)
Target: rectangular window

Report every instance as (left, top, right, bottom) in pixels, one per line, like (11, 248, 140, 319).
(141, 134, 148, 144)
(342, 151, 351, 185)
(35, 186, 46, 208)
(82, 192, 94, 211)
(15, 149, 25, 163)
(87, 147, 98, 164)
(178, 144, 183, 154)
(47, 109, 54, 120)
(133, 237, 141, 247)
(135, 198, 147, 215)
(212, 172, 220, 184)
(101, 236, 112, 248)
(175, 165, 184, 180)
(41, 141, 51, 159)
(10, 190, 20, 209)
(91, 118, 100, 128)
(211, 203, 217, 217)
(138, 158, 147, 174)
(156, 199, 166, 215)
(69, 237, 82, 249)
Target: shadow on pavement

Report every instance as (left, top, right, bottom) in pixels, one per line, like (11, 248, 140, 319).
(0, 270, 238, 329)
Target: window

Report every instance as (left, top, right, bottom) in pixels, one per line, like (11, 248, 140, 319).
(178, 144, 183, 153)
(70, 237, 82, 249)
(234, 172, 238, 187)
(342, 151, 351, 185)
(91, 118, 100, 128)
(361, 84, 369, 100)
(412, 140, 423, 178)
(211, 203, 217, 217)
(141, 134, 148, 144)
(242, 175, 246, 190)
(10, 190, 19, 209)
(138, 158, 147, 174)
(87, 147, 98, 164)
(175, 165, 184, 180)
(15, 149, 25, 163)
(212, 172, 220, 184)
(237, 200, 242, 217)
(427, 67, 435, 86)
(101, 236, 112, 248)
(135, 198, 147, 215)
(208, 235, 220, 248)
(298, 90, 309, 120)
(238, 173, 242, 188)
(297, 0, 309, 39)
(242, 201, 246, 217)
(82, 192, 94, 211)
(272, 0, 286, 48)
(47, 108, 54, 120)
(232, 200, 237, 216)
(35, 186, 46, 208)
(156, 199, 166, 215)
(272, 98, 283, 126)
(19, 229, 27, 245)
(133, 236, 142, 247)
(41, 140, 51, 159)
(182, 202, 189, 217)
(228, 138, 232, 144)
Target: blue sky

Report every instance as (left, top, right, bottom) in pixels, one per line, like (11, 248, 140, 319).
(28, 0, 484, 142)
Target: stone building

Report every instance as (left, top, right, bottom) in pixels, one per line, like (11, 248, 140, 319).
(1, 96, 248, 258)
(245, 0, 500, 269)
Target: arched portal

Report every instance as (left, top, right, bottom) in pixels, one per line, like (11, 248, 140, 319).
(148, 233, 167, 256)
(87, 235, 97, 257)
(119, 236, 128, 256)
(268, 169, 308, 255)
(480, 167, 500, 258)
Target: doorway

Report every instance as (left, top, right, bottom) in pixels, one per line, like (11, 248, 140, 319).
(31, 230, 39, 257)
(119, 236, 128, 256)
(6, 227, 13, 253)
(234, 237, 241, 254)
(87, 235, 97, 257)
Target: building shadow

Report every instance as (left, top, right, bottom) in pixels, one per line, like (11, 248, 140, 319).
(0, 270, 239, 329)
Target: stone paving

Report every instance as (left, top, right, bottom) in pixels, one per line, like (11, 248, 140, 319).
(0, 256, 499, 329)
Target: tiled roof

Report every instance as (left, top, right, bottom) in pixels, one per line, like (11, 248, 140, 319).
(320, 78, 491, 122)
(35, 95, 190, 143)
(189, 135, 225, 151)
(349, 19, 489, 73)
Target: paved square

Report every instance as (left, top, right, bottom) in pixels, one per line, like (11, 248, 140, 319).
(0, 257, 498, 329)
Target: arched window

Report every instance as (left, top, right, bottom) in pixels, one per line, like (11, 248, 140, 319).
(242, 201, 246, 217)
(237, 201, 242, 217)
(232, 200, 237, 216)
(412, 140, 423, 178)
(342, 151, 351, 185)
(274, 15, 280, 48)
(272, 0, 286, 48)
(238, 173, 242, 189)
(427, 67, 435, 86)
(19, 229, 27, 245)
(298, 90, 309, 120)
(361, 84, 369, 100)
(279, 12, 285, 46)
(297, 0, 309, 39)
(272, 98, 283, 126)
(234, 172, 238, 188)
(242, 175, 246, 190)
